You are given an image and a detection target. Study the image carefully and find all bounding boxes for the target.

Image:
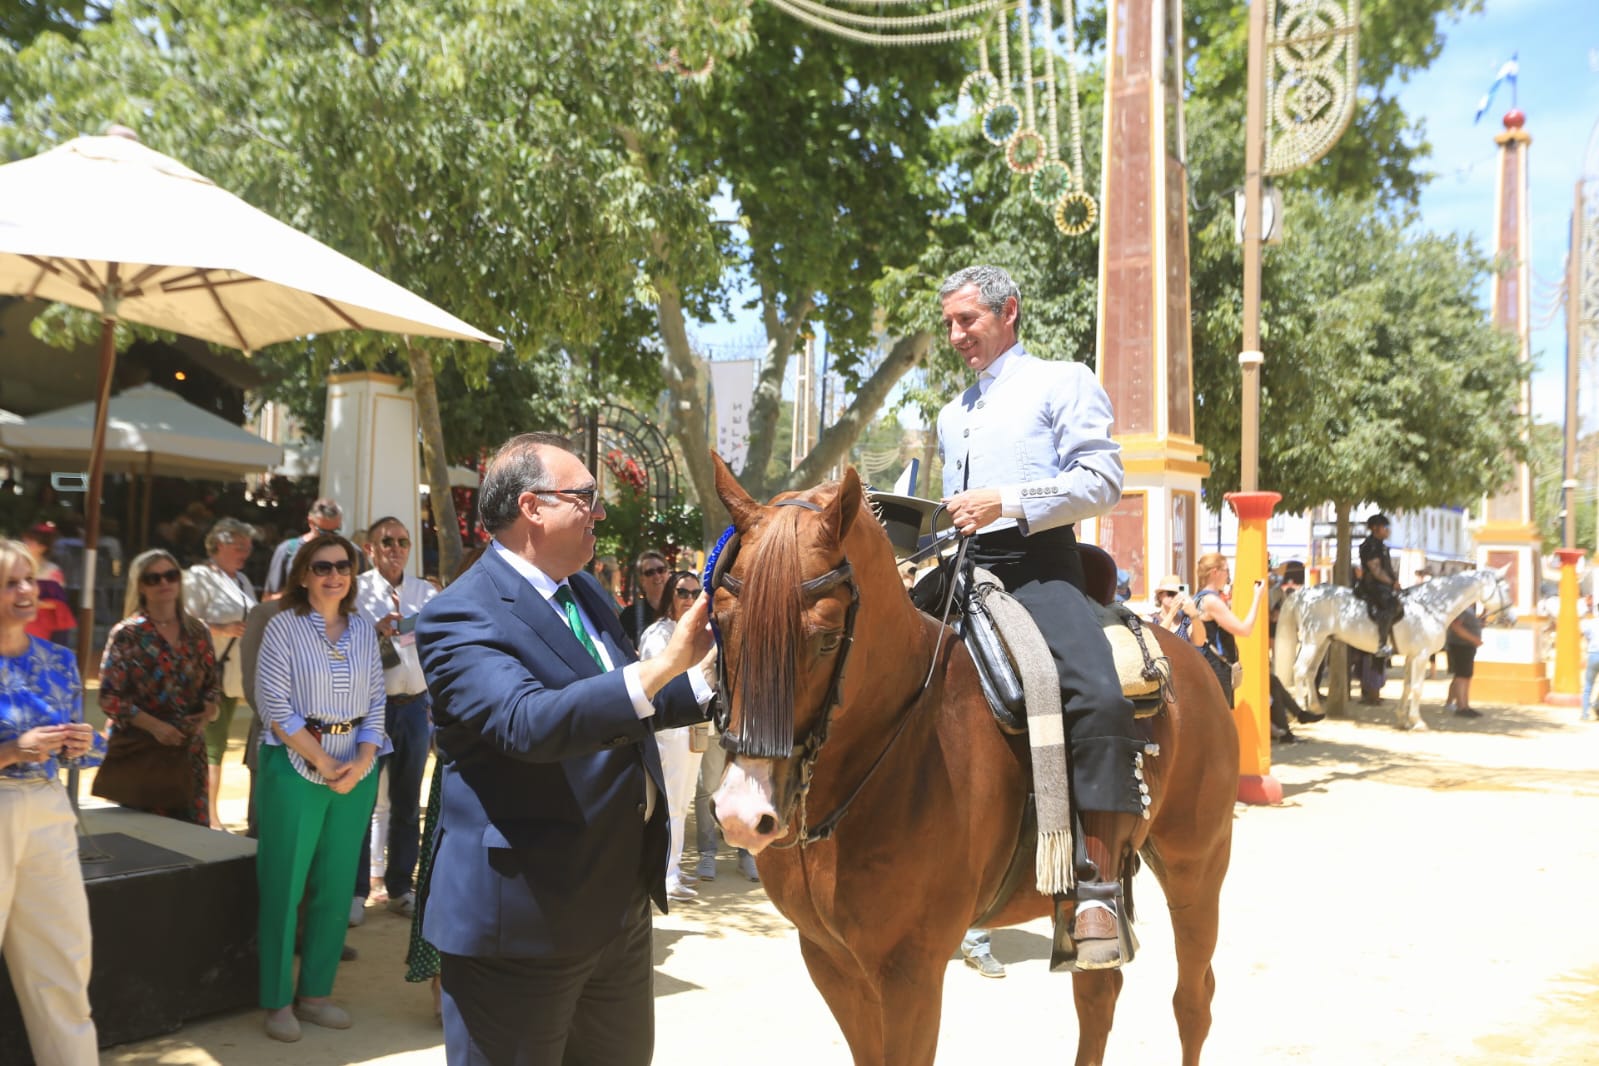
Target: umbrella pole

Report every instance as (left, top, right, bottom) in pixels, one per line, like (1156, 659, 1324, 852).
(75, 312, 118, 679)
(140, 451, 153, 552)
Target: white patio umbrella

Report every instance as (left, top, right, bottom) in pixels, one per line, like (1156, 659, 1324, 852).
(0, 128, 501, 673)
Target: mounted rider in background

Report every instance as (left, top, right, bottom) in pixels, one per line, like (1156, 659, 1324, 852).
(1357, 513, 1403, 658)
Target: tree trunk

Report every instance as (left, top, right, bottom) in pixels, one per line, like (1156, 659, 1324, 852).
(1327, 501, 1352, 718)
(653, 265, 728, 546)
(406, 339, 463, 583)
(738, 283, 813, 490)
(782, 331, 933, 491)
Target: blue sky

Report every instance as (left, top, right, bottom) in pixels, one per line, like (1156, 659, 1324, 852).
(1397, 0, 1599, 427)
(695, 0, 1599, 430)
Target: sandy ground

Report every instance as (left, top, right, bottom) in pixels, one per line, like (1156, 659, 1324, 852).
(94, 675, 1599, 1065)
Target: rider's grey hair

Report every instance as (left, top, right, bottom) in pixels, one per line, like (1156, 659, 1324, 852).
(938, 265, 1023, 334)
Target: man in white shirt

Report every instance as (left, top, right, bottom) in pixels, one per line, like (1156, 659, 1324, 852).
(937, 264, 1144, 972)
(354, 517, 437, 919)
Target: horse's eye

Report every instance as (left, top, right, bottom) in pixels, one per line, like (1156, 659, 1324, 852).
(817, 632, 843, 655)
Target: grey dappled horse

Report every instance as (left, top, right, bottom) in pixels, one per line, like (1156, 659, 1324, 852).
(1273, 568, 1516, 730)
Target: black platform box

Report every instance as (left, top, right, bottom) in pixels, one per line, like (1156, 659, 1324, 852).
(0, 807, 258, 1062)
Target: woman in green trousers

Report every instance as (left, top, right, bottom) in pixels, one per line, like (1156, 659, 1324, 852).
(253, 535, 387, 1044)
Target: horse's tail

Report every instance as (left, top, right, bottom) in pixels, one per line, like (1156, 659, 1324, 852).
(1273, 590, 1302, 688)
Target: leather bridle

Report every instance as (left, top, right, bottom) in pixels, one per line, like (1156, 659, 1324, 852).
(703, 499, 930, 847)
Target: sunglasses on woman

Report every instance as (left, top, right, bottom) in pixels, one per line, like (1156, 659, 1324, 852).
(308, 559, 353, 577)
(139, 568, 182, 587)
(673, 586, 698, 600)
(640, 565, 669, 578)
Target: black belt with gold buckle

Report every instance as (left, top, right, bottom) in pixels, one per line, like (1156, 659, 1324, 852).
(304, 716, 363, 740)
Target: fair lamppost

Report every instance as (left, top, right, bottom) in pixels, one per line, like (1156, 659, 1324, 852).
(1235, 0, 1357, 800)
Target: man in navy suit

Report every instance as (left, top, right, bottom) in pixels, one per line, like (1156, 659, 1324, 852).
(416, 432, 715, 1065)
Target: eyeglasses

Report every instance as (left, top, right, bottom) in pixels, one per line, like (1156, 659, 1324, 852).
(534, 486, 598, 508)
(139, 568, 182, 587)
(378, 536, 411, 550)
(673, 586, 698, 600)
(640, 565, 669, 578)
(308, 559, 354, 577)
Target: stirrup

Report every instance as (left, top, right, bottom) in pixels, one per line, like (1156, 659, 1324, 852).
(1049, 882, 1140, 973)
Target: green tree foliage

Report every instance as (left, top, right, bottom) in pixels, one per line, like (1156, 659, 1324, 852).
(1, 0, 753, 575)
(1530, 421, 1599, 552)
(1227, 193, 1522, 516)
(648, 7, 968, 530)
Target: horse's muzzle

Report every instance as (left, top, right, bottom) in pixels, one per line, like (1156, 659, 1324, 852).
(712, 757, 790, 853)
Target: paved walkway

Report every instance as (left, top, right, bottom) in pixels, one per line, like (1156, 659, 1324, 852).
(101, 676, 1599, 1064)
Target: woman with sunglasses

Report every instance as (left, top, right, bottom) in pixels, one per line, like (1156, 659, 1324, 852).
(96, 550, 220, 826)
(638, 569, 708, 901)
(621, 549, 672, 648)
(1, 538, 105, 1064)
(253, 534, 387, 1043)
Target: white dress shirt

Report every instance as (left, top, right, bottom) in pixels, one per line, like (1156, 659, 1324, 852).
(937, 343, 1124, 535)
(355, 569, 437, 696)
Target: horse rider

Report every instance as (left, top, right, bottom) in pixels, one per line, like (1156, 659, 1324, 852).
(936, 264, 1146, 971)
(1358, 513, 1403, 658)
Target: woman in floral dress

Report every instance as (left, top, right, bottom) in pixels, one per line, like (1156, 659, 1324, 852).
(98, 549, 219, 826)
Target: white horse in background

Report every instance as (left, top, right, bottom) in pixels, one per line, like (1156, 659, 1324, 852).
(1273, 568, 1516, 731)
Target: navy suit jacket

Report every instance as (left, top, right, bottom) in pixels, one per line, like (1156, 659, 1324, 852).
(416, 547, 707, 959)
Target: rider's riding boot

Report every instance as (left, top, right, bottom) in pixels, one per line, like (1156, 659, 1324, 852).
(1070, 810, 1142, 971)
(1376, 622, 1394, 659)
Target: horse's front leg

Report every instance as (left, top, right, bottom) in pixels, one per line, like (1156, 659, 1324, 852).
(1295, 635, 1326, 715)
(1397, 655, 1429, 731)
(798, 936, 886, 1064)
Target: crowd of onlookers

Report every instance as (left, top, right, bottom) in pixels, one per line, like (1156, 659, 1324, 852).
(0, 505, 766, 1059)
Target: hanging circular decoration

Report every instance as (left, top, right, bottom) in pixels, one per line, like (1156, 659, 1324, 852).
(1029, 159, 1073, 204)
(959, 69, 1002, 113)
(1005, 128, 1047, 174)
(982, 101, 1022, 146)
(658, 47, 716, 80)
(1054, 190, 1097, 237)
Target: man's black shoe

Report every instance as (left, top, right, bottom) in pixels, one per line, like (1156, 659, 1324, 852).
(1296, 710, 1326, 724)
(1453, 707, 1482, 719)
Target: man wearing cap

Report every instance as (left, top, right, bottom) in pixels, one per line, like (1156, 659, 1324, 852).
(1357, 513, 1403, 658)
(935, 264, 1143, 971)
(263, 497, 344, 600)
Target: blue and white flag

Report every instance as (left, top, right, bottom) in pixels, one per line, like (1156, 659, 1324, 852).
(1473, 54, 1518, 124)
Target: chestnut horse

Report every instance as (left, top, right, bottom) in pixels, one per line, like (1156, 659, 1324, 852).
(708, 458, 1238, 1066)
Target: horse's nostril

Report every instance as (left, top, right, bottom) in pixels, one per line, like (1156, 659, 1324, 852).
(756, 814, 777, 835)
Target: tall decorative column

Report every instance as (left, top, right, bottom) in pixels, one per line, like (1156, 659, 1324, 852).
(1082, 0, 1208, 597)
(1473, 109, 1549, 704)
(320, 371, 424, 576)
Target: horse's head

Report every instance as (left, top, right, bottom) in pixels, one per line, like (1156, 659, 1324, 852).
(706, 454, 887, 853)
(1484, 564, 1518, 625)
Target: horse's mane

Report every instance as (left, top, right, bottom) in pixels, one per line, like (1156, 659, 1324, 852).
(1401, 568, 1497, 618)
(734, 504, 807, 758)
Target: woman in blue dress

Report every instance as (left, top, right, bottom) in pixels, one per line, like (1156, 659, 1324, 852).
(0, 537, 105, 1065)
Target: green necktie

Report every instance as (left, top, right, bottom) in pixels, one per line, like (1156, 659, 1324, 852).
(554, 585, 605, 668)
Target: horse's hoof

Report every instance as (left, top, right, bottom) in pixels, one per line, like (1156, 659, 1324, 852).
(1402, 718, 1428, 732)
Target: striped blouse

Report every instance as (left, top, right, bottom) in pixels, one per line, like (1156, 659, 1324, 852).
(255, 607, 388, 785)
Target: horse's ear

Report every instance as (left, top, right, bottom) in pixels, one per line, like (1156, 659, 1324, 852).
(1494, 564, 1512, 579)
(822, 467, 864, 547)
(713, 452, 763, 529)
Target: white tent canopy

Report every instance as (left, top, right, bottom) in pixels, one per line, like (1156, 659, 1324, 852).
(0, 384, 283, 480)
